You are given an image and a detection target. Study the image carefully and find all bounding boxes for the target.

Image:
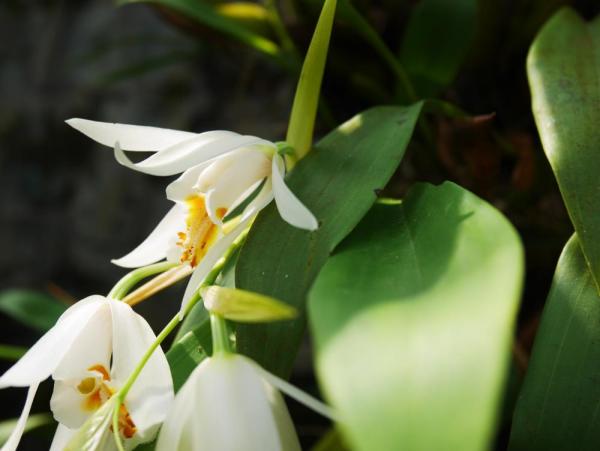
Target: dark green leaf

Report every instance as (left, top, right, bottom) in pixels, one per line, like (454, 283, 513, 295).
(235, 104, 423, 377)
(0, 290, 66, 332)
(509, 235, 600, 450)
(527, 8, 600, 290)
(309, 182, 524, 451)
(119, 0, 282, 60)
(400, 0, 477, 96)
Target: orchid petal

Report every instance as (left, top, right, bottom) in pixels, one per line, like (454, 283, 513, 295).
(66, 119, 197, 151)
(112, 204, 186, 268)
(271, 154, 318, 231)
(180, 218, 251, 314)
(49, 424, 77, 451)
(240, 179, 275, 223)
(0, 384, 39, 451)
(114, 134, 270, 177)
(165, 161, 215, 202)
(109, 300, 173, 439)
(50, 380, 91, 429)
(157, 356, 289, 451)
(252, 359, 337, 421)
(0, 296, 106, 388)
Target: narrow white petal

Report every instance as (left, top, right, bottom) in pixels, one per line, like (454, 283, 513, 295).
(66, 118, 197, 151)
(271, 154, 318, 231)
(112, 204, 186, 268)
(108, 300, 173, 439)
(0, 296, 106, 388)
(165, 161, 215, 202)
(180, 219, 251, 314)
(114, 134, 270, 177)
(251, 359, 337, 421)
(0, 384, 39, 451)
(49, 424, 77, 451)
(239, 179, 274, 223)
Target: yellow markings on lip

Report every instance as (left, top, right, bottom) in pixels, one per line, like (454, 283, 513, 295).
(179, 195, 226, 267)
(77, 363, 138, 439)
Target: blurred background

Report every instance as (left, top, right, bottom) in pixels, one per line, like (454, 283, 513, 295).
(0, 0, 597, 448)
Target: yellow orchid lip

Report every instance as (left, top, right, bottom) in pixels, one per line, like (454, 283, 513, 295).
(178, 195, 225, 268)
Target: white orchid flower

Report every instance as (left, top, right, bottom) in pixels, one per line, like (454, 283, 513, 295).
(66, 119, 318, 309)
(0, 295, 173, 451)
(156, 353, 335, 451)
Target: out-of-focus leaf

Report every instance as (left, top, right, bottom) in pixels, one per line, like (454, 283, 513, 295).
(400, 0, 477, 96)
(311, 427, 350, 451)
(309, 182, 524, 451)
(215, 2, 272, 36)
(286, 0, 337, 159)
(119, 0, 281, 59)
(236, 104, 423, 378)
(0, 290, 66, 332)
(527, 8, 600, 291)
(509, 235, 600, 450)
(0, 413, 54, 446)
(0, 344, 27, 361)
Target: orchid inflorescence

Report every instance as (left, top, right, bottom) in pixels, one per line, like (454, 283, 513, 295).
(0, 120, 334, 451)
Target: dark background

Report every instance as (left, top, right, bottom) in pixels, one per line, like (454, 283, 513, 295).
(0, 0, 598, 449)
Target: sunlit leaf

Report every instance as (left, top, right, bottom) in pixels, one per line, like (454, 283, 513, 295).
(236, 104, 423, 377)
(509, 235, 600, 450)
(0, 290, 66, 332)
(309, 182, 524, 451)
(167, 317, 211, 392)
(527, 8, 600, 290)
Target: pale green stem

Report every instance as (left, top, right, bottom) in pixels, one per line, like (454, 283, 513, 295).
(108, 261, 178, 300)
(210, 313, 232, 355)
(111, 229, 249, 449)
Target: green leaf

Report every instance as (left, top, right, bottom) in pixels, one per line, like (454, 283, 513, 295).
(167, 316, 212, 392)
(309, 182, 524, 451)
(527, 8, 600, 291)
(201, 286, 297, 322)
(0, 413, 54, 446)
(286, 0, 337, 160)
(236, 103, 423, 377)
(0, 344, 27, 361)
(509, 235, 600, 450)
(399, 0, 477, 96)
(119, 0, 281, 59)
(0, 290, 66, 332)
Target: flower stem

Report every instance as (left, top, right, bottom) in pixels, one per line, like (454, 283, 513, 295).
(110, 229, 249, 449)
(210, 313, 232, 355)
(108, 262, 179, 300)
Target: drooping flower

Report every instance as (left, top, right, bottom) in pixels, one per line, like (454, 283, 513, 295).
(66, 119, 318, 308)
(155, 353, 335, 451)
(0, 295, 173, 451)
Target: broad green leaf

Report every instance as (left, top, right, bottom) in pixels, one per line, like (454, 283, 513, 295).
(309, 182, 524, 451)
(236, 104, 423, 377)
(311, 427, 350, 451)
(0, 290, 66, 332)
(400, 0, 477, 96)
(119, 0, 281, 59)
(286, 0, 337, 159)
(509, 235, 600, 450)
(201, 286, 297, 322)
(0, 413, 54, 446)
(527, 8, 600, 290)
